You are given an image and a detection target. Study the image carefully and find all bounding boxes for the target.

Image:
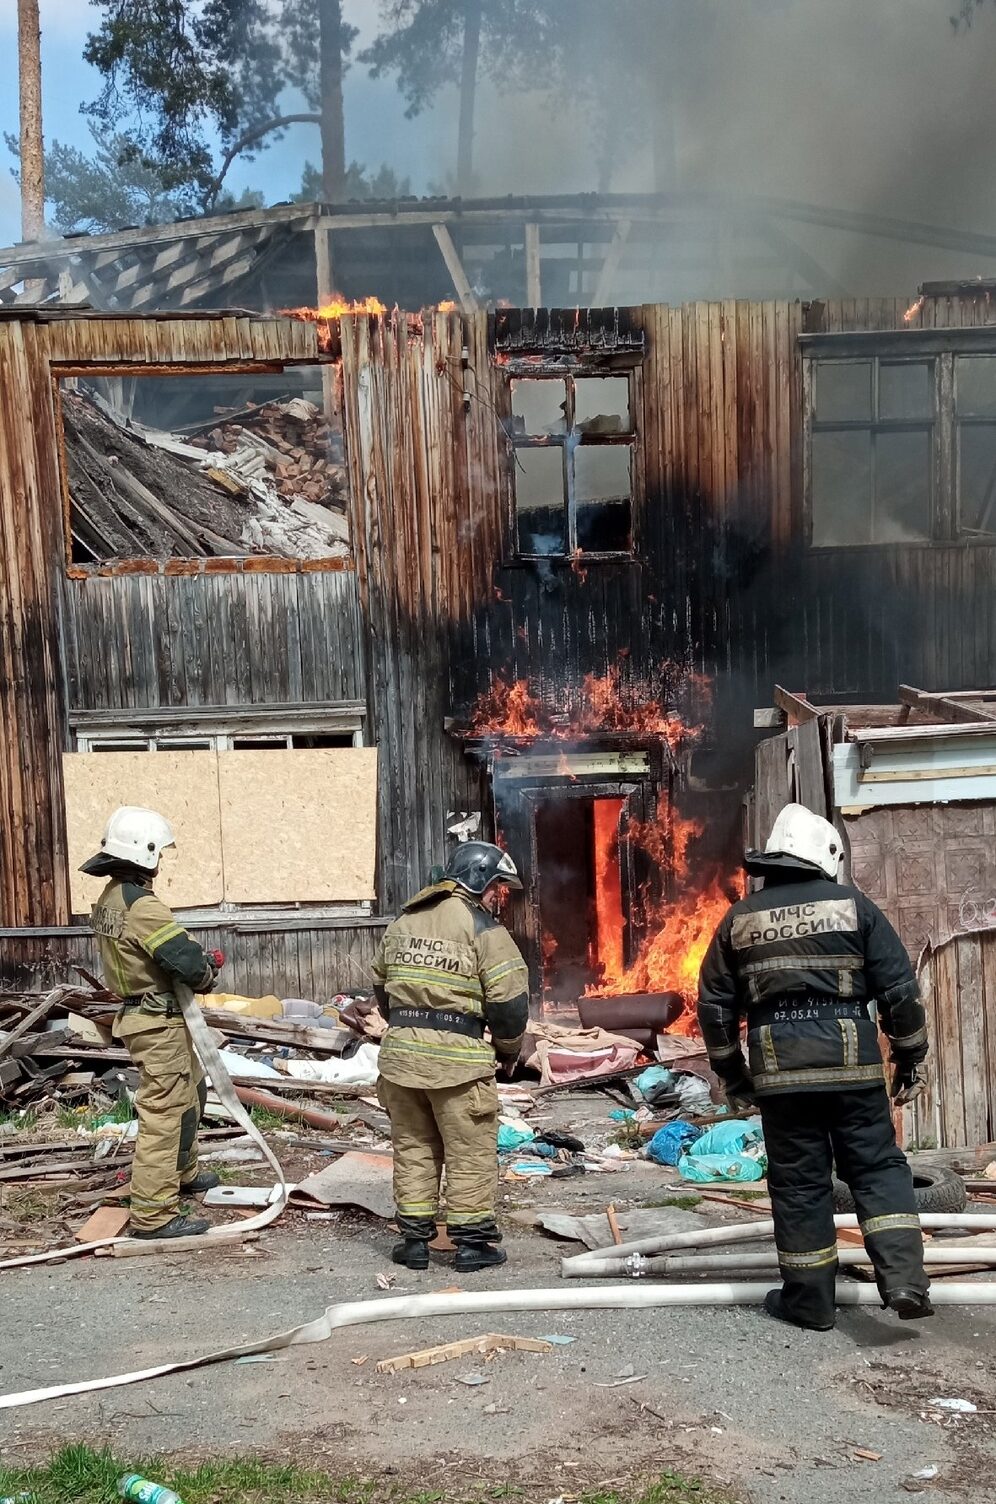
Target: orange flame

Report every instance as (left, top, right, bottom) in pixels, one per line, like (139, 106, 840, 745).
(903, 295, 925, 325)
(467, 668, 699, 752)
(588, 806, 743, 1027)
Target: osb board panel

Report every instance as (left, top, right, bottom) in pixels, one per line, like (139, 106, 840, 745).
(63, 752, 223, 915)
(217, 749, 377, 903)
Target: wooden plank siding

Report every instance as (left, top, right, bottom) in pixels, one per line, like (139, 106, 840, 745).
(912, 931, 996, 1149)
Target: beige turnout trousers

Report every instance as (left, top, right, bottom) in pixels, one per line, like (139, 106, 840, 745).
(378, 1074, 500, 1244)
(114, 1009, 206, 1231)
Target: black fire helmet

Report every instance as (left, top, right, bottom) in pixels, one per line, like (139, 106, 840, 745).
(444, 841, 523, 896)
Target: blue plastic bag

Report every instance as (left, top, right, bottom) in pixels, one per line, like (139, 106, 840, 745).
(497, 1123, 535, 1151)
(645, 1120, 701, 1166)
(677, 1118, 766, 1183)
(636, 1065, 674, 1098)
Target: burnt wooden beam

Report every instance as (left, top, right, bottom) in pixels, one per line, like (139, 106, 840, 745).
(524, 222, 541, 307)
(898, 684, 996, 725)
(773, 686, 822, 725)
(590, 218, 632, 308)
(431, 224, 480, 316)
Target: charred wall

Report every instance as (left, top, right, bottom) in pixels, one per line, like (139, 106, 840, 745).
(341, 297, 996, 912)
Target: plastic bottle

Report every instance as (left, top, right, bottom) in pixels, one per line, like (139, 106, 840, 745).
(116, 1476, 183, 1504)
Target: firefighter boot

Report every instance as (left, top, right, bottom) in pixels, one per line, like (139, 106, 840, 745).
(763, 1288, 835, 1332)
(885, 1288, 935, 1321)
(179, 1171, 220, 1194)
(392, 1239, 430, 1270)
(130, 1215, 210, 1240)
(454, 1243, 507, 1273)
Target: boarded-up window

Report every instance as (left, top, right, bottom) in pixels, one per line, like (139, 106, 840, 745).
(956, 355, 996, 538)
(508, 373, 635, 559)
(64, 747, 377, 915)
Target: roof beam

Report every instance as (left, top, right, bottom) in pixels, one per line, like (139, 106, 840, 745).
(432, 223, 479, 315)
(591, 217, 632, 307)
(524, 222, 541, 307)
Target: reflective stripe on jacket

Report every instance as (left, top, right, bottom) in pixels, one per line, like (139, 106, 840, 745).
(373, 885, 529, 1089)
(697, 873, 927, 1097)
(91, 879, 215, 1008)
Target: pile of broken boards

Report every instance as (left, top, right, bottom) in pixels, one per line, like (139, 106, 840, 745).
(0, 983, 395, 1256)
(63, 389, 350, 562)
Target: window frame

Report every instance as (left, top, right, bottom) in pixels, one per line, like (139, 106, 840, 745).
(500, 357, 643, 564)
(802, 328, 996, 549)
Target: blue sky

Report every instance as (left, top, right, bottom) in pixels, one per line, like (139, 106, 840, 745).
(0, 0, 450, 244)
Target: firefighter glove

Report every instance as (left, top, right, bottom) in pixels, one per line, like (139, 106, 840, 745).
(891, 1060, 926, 1106)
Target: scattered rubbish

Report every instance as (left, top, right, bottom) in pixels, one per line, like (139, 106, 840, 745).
(910, 1466, 940, 1480)
(636, 1066, 675, 1107)
(594, 1373, 648, 1388)
(204, 1184, 289, 1209)
(608, 1110, 637, 1123)
(376, 1273, 395, 1290)
(538, 1334, 576, 1345)
(497, 1123, 536, 1151)
(508, 1161, 554, 1177)
(75, 1206, 131, 1243)
(351, 1356, 369, 1366)
(376, 1333, 553, 1374)
(929, 1397, 977, 1413)
(277, 1042, 381, 1088)
(117, 1476, 183, 1504)
(646, 1121, 700, 1167)
(291, 1153, 395, 1219)
(455, 1373, 490, 1387)
(234, 1354, 286, 1365)
(678, 1120, 766, 1183)
(483, 1402, 511, 1415)
(853, 1449, 882, 1462)
(536, 1206, 705, 1250)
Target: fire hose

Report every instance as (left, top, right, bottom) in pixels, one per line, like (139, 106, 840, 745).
(0, 982, 288, 1271)
(3, 1280, 996, 1410)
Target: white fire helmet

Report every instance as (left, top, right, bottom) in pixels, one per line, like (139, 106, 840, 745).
(99, 806, 176, 871)
(765, 803, 843, 880)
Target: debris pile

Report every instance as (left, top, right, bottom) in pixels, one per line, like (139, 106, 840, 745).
(62, 391, 350, 563)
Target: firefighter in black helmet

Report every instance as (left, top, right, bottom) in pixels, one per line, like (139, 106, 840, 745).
(697, 803, 931, 1331)
(372, 841, 530, 1272)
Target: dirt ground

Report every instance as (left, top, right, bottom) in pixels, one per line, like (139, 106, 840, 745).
(2, 1092, 996, 1504)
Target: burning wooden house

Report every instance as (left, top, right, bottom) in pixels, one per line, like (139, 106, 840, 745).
(3, 282, 996, 1106)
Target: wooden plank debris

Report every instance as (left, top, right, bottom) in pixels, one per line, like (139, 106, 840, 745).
(376, 1333, 553, 1374)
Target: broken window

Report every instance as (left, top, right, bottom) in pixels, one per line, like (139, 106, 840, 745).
(809, 357, 934, 545)
(74, 709, 365, 754)
(57, 372, 350, 568)
(508, 373, 635, 559)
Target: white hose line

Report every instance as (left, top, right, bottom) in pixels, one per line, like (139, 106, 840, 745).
(1, 1280, 995, 1411)
(562, 1211, 996, 1272)
(0, 984, 287, 1272)
(576, 1247, 996, 1277)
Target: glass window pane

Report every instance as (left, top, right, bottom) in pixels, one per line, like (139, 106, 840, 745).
(815, 362, 871, 422)
(879, 362, 932, 422)
(874, 430, 930, 542)
(811, 429, 872, 545)
(510, 379, 567, 436)
(514, 446, 566, 555)
(575, 445, 632, 553)
(575, 445, 632, 503)
(956, 356, 996, 417)
(574, 377, 631, 435)
(958, 424, 996, 535)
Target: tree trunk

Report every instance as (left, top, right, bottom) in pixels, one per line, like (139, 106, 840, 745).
(17, 0, 44, 242)
(318, 0, 347, 202)
(457, 0, 482, 197)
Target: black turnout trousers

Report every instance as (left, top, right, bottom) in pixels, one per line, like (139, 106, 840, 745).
(759, 1087, 929, 1328)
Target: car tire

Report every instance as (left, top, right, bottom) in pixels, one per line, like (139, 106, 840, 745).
(831, 1163, 967, 1215)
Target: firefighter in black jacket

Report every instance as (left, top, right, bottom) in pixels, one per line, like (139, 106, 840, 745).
(697, 803, 932, 1331)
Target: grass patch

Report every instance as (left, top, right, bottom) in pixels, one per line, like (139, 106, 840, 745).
(249, 1106, 291, 1133)
(641, 1194, 702, 1211)
(56, 1096, 135, 1133)
(0, 1107, 39, 1133)
(0, 1447, 733, 1504)
(609, 1121, 644, 1149)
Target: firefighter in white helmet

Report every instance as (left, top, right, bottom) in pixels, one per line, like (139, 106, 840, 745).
(698, 803, 931, 1331)
(82, 807, 221, 1239)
